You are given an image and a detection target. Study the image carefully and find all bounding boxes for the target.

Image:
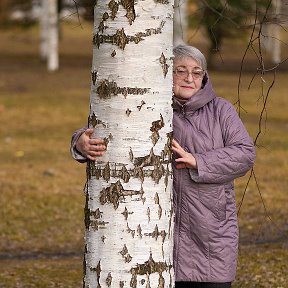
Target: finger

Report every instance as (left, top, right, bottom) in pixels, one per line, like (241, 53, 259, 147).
(172, 139, 182, 149)
(172, 146, 186, 157)
(88, 150, 106, 157)
(172, 140, 185, 153)
(88, 144, 106, 152)
(89, 138, 106, 145)
(85, 128, 94, 137)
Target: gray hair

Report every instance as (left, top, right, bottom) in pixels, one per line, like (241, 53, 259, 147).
(173, 45, 207, 71)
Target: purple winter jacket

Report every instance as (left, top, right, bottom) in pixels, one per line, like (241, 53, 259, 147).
(70, 76, 256, 283)
(172, 76, 256, 282)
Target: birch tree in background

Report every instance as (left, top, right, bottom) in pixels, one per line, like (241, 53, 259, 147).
(262, 0, 283, 64)
(40, 0, 49, 60)
(47, 0, 59, 71)
(84, 1, 174, 287)
(39, 0, 59, 71)
(173, 0, 187, 45)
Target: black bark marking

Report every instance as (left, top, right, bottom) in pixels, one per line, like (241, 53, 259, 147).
(122, 206, 129, 220)
(150, 114, 164, 146)
(154, 192, 159, 204)
(106, 272, 112, 287)
(120, 244, 133, 263)
(133, 148, 161, 167)
(131, 252, 171, 276)
(108, 0, 119, 20)
(158, 204, 162, 220)
(97, 79, 149, 99)
(159, 52, 169, 78)
(130, 268, 137, 288)
(154, 0, 169, 3)
(103, 133, 113, 147)
(161, 131, 173, 163)
(88, 161, 171, 184)
(111, 49, 116, 57)
(136, 100, 146, 111)
(120, 165, 130, 183)
(93, 28, 128, 49)
(85, 206, 108, 231)
(127, 223, 135, 238)
(137, 224, 143, 238)
(98, 12, 109, 33)
(144, 224, 167, 243)
(103, 162, 111, 182)
(93, 21, 165, 49)
(91, 70, 98, 86)
(100, 180, 144, 209)
(129, 148, 134, 162)
(126, 108, 132, 116)
(90, 261, 101, 287)
(147, 207, 151, 223)
(120, 0, 136, 25)
(151, 164, 165, 184)
(88, 113, 107, 128)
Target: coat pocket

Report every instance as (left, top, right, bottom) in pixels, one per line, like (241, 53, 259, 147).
(197, 183, 226, 221)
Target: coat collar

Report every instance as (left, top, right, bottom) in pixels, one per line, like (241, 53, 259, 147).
(172, 74, 216, 114)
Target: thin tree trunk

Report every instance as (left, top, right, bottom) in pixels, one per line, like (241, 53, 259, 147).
(40, 0, 49, 60)
(84, 1, 175, 287)
(261, 0, 282, 64)
(47, 0, 59, 71)
(271, 0, 281, 64)
(173, 0, 187, 45)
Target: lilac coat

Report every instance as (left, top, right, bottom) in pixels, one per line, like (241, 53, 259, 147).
(172, 76, 256, 282)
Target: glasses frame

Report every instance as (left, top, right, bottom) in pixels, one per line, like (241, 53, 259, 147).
(173, 67, 205, 80)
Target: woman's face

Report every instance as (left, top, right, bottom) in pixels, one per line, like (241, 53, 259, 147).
(173, 56, 204, 101)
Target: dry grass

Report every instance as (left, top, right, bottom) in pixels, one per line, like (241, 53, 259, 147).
(0, 21, 287, 287)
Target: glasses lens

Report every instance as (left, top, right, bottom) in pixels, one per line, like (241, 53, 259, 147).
(174, 68, 204, 79)
(175, 68, 188, 78)
(192, 69, 204, 79)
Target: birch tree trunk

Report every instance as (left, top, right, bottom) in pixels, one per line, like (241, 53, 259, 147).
(40, 0, 49, 60)
(84, 1, 175, 287)
(47, 0, 59, 71)
(261, 0, 282, 64)
(173, 0, 187, 45)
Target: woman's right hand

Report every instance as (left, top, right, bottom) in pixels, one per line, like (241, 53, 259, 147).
(75, 128, 106, 161)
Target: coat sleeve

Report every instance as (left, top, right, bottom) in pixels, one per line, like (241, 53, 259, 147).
(190, 101, 256, 184)
(70, 126, 88, 163)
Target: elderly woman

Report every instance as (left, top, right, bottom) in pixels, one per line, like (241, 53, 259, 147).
(71, 45, 256, 288)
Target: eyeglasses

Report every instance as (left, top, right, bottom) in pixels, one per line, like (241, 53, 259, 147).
(173, 67, 205, 80)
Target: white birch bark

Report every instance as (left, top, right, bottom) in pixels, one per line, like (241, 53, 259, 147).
(271, 0, 281, 64)
(84, 1, 175, 287)
(173, 0, 187, 45)
(261, 0, 282, 64)
(47, 0, 59, 71)
(40, 0, 49, 60)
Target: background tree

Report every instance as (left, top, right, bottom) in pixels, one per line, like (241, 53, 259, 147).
(188, 0, 271, 65)
(84, 1, 174, 287)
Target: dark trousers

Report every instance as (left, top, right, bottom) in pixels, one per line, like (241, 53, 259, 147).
(175, 282, 232, 288)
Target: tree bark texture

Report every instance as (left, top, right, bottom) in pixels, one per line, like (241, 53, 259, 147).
(84, 1, 175, 287)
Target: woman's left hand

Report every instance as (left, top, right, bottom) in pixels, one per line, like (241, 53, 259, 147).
(172, 139, 197, 169)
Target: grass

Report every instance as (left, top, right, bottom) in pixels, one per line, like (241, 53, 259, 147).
(0, 21, 287, 287)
